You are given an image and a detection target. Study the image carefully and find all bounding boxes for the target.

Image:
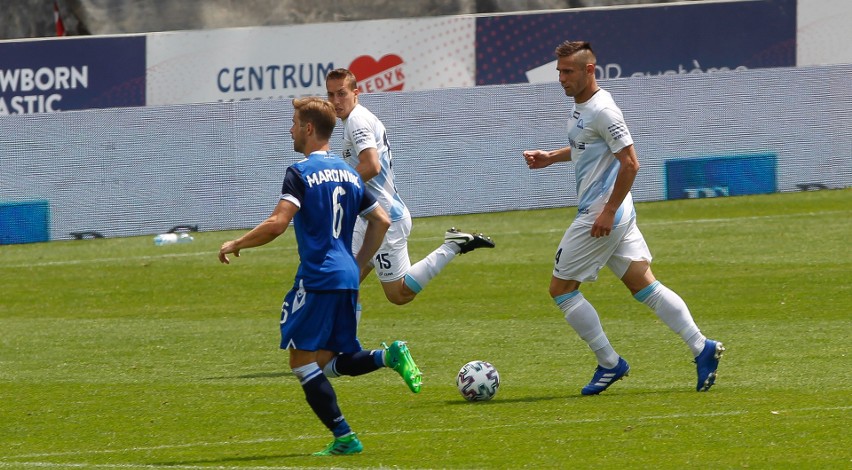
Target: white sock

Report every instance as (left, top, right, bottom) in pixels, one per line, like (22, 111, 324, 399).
(557, 292, 620, 369)
(404, 244, 457, 293)
(635, 281, 705, 356)
(322, 357, 341, 378)
(292, 362, 323, 385)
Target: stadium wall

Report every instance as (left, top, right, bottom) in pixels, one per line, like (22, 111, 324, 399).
(0, 64, 849, 242)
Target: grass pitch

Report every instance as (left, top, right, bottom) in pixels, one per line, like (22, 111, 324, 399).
(1, 189, 850, 469)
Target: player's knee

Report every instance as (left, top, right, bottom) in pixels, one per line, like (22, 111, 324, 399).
(386, 291, 414, 305)
(548, 285, 563, 298)
(383, 280, 416, 305)
(549, 280, 580, 298)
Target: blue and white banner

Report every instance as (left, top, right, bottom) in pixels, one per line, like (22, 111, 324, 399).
(3, 0, 848, 114)
(476, 0, 797, 85)
(145, 17, 475, 105)
(0, 36, 145, 115)
(665, 154, 778, 200)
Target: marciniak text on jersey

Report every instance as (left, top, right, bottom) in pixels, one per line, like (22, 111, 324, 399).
(305, 168, 362, 188)
(0, 66, 88, 93)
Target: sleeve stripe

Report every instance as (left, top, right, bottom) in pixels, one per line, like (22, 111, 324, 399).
(359, 201, 380, 216)
(281, 194, 301, 208)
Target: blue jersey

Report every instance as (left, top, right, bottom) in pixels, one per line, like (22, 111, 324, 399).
(280, 151, 379, 291)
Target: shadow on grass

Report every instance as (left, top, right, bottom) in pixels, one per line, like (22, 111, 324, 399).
(442, 387, 698, 405)
(202, 370, 293, 380)
(443, 395, 567, 405)
(152, 453, 310, 466)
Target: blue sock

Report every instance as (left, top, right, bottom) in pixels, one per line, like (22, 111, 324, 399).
(293, 363, 351, 437)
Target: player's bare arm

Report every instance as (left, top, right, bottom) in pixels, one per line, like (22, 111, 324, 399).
(355, 147, 381, 182)
(524, 146, 572, 169)
(218, 199, 298, 264)
(591, 144, 639, 238)
(355, 205, 390, 275)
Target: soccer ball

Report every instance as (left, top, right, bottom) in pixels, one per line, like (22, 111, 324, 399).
(456, 360, 500, 402)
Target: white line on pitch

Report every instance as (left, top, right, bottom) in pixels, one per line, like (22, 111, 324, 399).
(3, 210, 848, 269)
(2, 405, 849, 463)
(0, 463, 305, 470)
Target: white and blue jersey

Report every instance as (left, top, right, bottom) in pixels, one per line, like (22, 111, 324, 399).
(281, 151, 379, 291)
(566, 88, 635, 227)
(340, 104, 410, 222)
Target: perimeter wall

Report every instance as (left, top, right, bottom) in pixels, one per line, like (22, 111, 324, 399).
(1, 0, 850, 241)
(0, 64, 849, 240)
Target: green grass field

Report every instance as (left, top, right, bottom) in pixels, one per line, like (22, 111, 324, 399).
(1, 190, 850, 469)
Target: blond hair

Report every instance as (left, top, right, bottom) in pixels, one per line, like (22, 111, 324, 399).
(292, 97, 337, 140)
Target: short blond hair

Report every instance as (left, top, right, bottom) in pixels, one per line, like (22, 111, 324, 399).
(292, 97, 336, 140)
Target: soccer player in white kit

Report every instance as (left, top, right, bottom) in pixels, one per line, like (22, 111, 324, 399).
(524, 41, 724, 395)
(325, 68, 495, 311)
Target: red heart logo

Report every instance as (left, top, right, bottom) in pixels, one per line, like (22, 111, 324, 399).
(348, 54, 406, 93)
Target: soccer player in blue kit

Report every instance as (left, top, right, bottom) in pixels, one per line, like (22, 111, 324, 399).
(219, 97, 420, 456)
(524, 41, 725, 395)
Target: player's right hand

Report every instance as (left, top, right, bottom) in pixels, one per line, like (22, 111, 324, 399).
(523, 150, 550, 169)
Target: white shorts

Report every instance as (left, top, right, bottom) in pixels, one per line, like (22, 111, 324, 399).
(352, 213, 412, 283)
(552, 217, 652, 282)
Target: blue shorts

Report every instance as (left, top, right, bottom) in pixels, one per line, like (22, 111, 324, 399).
(279, 280, 362, 354)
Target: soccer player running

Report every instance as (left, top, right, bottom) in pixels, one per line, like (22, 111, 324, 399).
(218, 97, 421, 456)
(324, 68, 495, 315)
(523, 41, 724, 395)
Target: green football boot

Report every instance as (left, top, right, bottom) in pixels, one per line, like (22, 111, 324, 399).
(312, 433, 363, 456)
(383, 340, 423, 393)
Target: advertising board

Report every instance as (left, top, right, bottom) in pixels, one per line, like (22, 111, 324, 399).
(146, 17, 475, 105)
(665, 154, 778, 200)
(477, 0, 797, 85)
(0, 36, 145, 114)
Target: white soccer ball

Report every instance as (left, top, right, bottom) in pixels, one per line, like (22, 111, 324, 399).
(456, 360, 500, 402)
